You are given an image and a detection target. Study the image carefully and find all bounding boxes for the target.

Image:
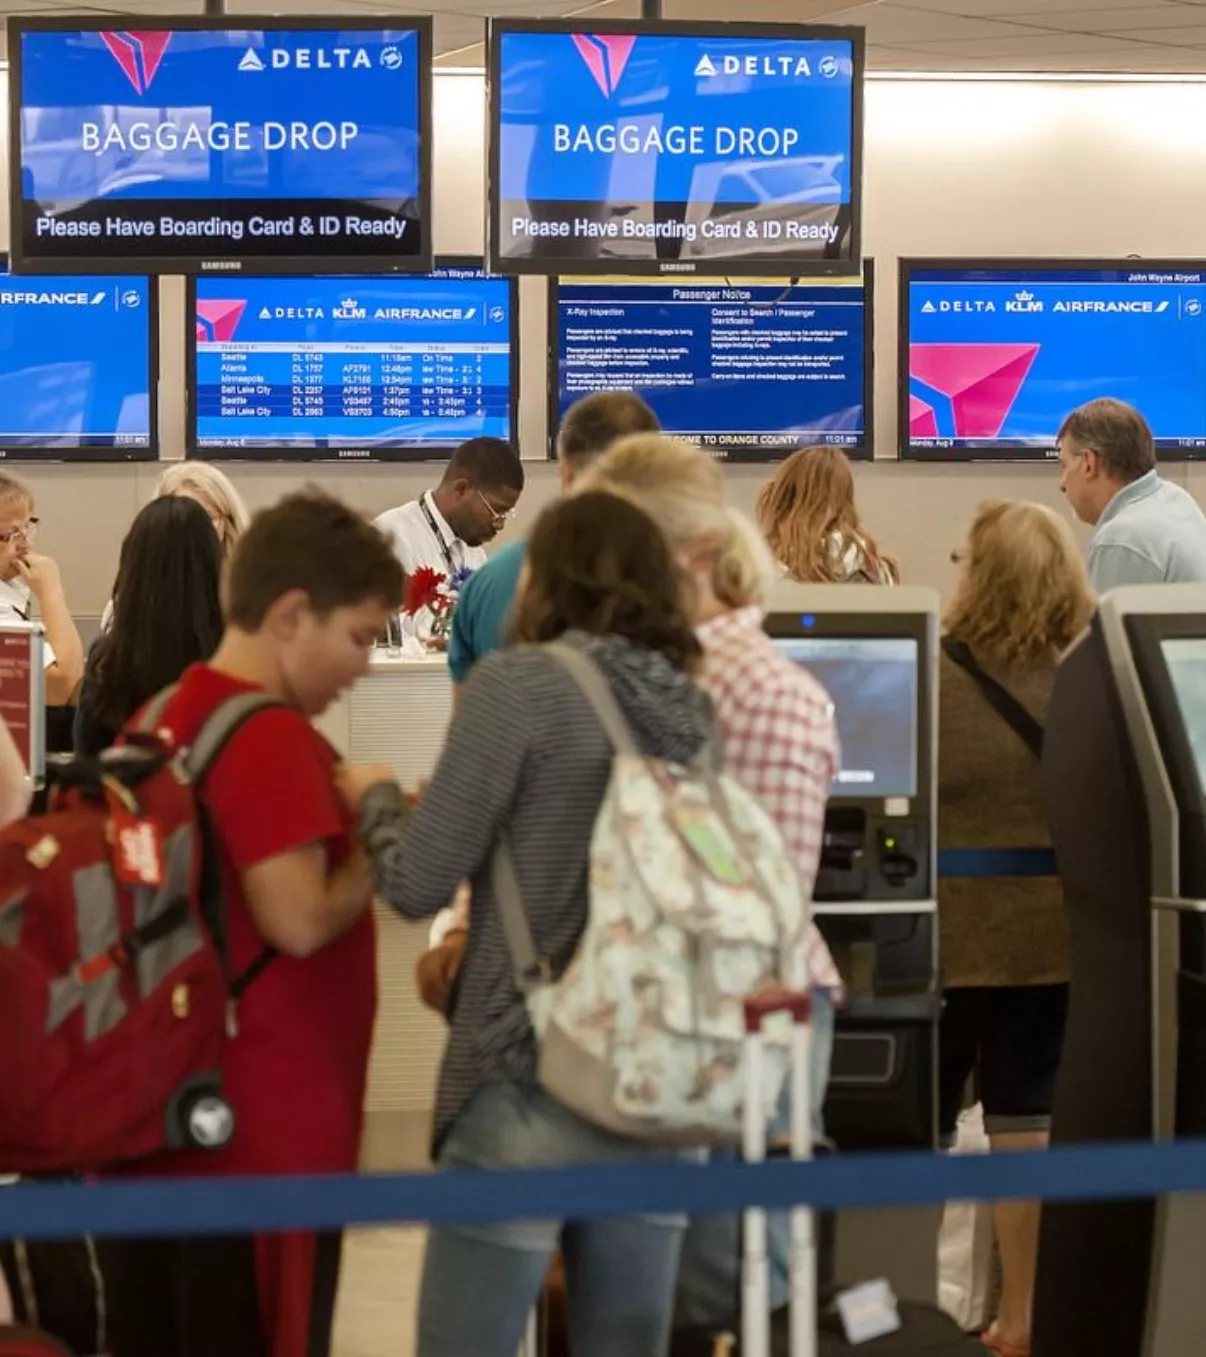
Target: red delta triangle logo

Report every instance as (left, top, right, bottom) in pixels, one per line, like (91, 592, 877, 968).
(100, 31, 172, 96)
(909, 343, 1041, 439)
(195, 300, 246, 344)
(571, 34, 636, 98)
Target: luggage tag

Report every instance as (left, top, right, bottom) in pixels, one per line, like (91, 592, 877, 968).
(670, 803, 750, 887)
(110, 806, 167, 889)
(836, 1278, 902, 1345)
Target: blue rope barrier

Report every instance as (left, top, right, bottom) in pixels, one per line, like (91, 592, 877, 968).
(938, 847, 1056, 878)
(5, 1138, 1206, 1242)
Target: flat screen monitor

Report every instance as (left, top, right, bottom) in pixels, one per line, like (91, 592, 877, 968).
(772, 635, 919, 798)
(900, 259, 1206, 461)
(489, 19, 863, 277)
(188, 261, 516, 462)
(0, 262, 155, 461)
(551, 266, 871, 461)
(1160, 638, 1206, 799)
(9, 19, 431, 274)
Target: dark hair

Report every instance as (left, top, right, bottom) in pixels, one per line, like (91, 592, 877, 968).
(87, 497, 223, 730)
(557, 393, 660, 471)
(1058, 398, 1155, 484)
(513, 490, 701, 673)
(227, 490, 404, 630)
(442, 436, 525, 493)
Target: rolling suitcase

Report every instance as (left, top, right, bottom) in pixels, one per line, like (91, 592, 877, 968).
(701, 995, 982, 1357)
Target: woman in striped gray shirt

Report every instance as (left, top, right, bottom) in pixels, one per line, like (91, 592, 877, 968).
(340, 491, 715, 1357)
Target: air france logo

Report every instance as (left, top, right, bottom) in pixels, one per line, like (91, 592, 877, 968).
(572, 34, 636, 98)
(100, 31, 172, 95)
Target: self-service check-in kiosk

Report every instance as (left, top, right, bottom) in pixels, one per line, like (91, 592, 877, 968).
(765, 584, 939, 1154)
(1035, 585, 1206, 1357)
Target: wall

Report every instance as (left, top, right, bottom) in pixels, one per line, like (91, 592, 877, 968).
(13, 71, 1206, 611)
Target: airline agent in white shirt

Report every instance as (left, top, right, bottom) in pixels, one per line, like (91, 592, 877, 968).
(374, 437, 525, 584)
(0, 473, 84, 705)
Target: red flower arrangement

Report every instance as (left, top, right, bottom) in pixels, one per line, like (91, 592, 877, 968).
(404, 565, 448, 620)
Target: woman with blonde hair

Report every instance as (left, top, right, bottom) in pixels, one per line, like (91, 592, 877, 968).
(155, 461, 249, 558)
(757, 445, 897, 584)
(939, 499, 1094, 1357)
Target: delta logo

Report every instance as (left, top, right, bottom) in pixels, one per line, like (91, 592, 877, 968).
(572, 34, 636, 98)
(100, 31, 172, 96)
(236, 44, 402, 73)
(692, 51, 842, 79)
(195, 299, 246, 344)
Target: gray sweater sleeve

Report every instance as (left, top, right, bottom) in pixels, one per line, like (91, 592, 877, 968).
(358, 656, 533, 920)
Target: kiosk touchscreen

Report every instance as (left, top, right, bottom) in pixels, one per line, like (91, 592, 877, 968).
(1036, 586, 1206, 1357)
(765, 584, 937, 1153)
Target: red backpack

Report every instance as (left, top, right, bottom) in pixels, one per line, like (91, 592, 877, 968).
(0, 688, 279, 1175)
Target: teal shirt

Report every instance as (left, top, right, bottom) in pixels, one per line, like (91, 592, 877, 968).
(448, 540, 527, 683)
(1088, 471, 1206, 593)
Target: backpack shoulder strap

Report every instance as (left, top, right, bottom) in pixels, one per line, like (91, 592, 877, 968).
(543, 642, 638, 756)
(136, 684, 179, 735)
(186, 693, 285, 786)
(943, 636, 1045, 759)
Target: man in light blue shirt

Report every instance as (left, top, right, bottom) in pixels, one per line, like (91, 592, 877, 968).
(447, 392, 661, 683)
(1057, 398, 1206, 594)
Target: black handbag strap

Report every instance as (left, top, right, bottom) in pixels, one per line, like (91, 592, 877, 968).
(943, 637, 1045, 759)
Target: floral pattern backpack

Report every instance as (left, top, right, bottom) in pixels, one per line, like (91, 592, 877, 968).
(493, 643, 807, 1145)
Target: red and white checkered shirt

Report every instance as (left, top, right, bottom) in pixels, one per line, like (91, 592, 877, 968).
(697, 607, 844, 995)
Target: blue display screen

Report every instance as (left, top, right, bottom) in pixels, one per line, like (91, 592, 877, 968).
(13, 23, 426, 269)
(191, 267, 514, 461)
(905, 265, 1206, 460)
(0, 269, 153, 460)
(555, 278, 868, 460)
(492, 25, 859, 272)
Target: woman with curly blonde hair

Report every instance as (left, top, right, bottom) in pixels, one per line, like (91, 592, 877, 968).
(757, 446, 897, 584)
(939, 499, 1094, 1357)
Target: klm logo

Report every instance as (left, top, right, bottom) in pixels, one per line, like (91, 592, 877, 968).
(1005, 290, 1044, 314)
(334, 298, 367, 320)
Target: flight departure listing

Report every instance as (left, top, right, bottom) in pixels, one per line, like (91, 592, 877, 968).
(906, 266, 1206, 459)
(556, 280, 867, 461)
(192, 271, 512, 459)
(494, 28, 859, 271)
(0, 272, 153, 460)
(14, 25, 426, 268)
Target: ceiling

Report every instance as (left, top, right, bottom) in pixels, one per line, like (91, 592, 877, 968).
(3, 0, 1206, 74)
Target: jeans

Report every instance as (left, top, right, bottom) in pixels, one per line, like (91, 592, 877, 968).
(417, 1081, 689, 1357)
(673, 989, 836, 1327)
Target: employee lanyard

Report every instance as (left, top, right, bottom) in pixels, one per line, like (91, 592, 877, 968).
(419, 493, 458, 576)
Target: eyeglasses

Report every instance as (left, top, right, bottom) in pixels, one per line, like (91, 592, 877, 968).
(0, 517, 39, 546)
(476, 489, 515, 530)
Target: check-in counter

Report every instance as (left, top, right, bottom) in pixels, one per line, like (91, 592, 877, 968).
(316, 651, 455, 1168)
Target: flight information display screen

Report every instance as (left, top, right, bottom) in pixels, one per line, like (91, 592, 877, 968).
(902, 262, 1206, 461)
(0, 266, 154, 460)
(189, 265, 515, 461)
(10, 20, 430, 273)
(490, 20, 862, 275)
(773, 636, 919, 798)
(553, 273, 870, 460)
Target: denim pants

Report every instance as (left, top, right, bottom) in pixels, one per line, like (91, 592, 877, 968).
(673, 989, 836, 1327)
(417, 1081, 689, 1357)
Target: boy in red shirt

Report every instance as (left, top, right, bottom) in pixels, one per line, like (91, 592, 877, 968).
(101, 490, 403, 1357)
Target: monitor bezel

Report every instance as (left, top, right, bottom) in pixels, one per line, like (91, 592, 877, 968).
(898, 256, 1206, 464)
(762, 610, 932, 807)
(0, 251, 158, 463)
(486, 16, 865, 280)
(184, 255, 520, 464)
(7, 15, 434, 277)
(545, 257, 875, 462)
